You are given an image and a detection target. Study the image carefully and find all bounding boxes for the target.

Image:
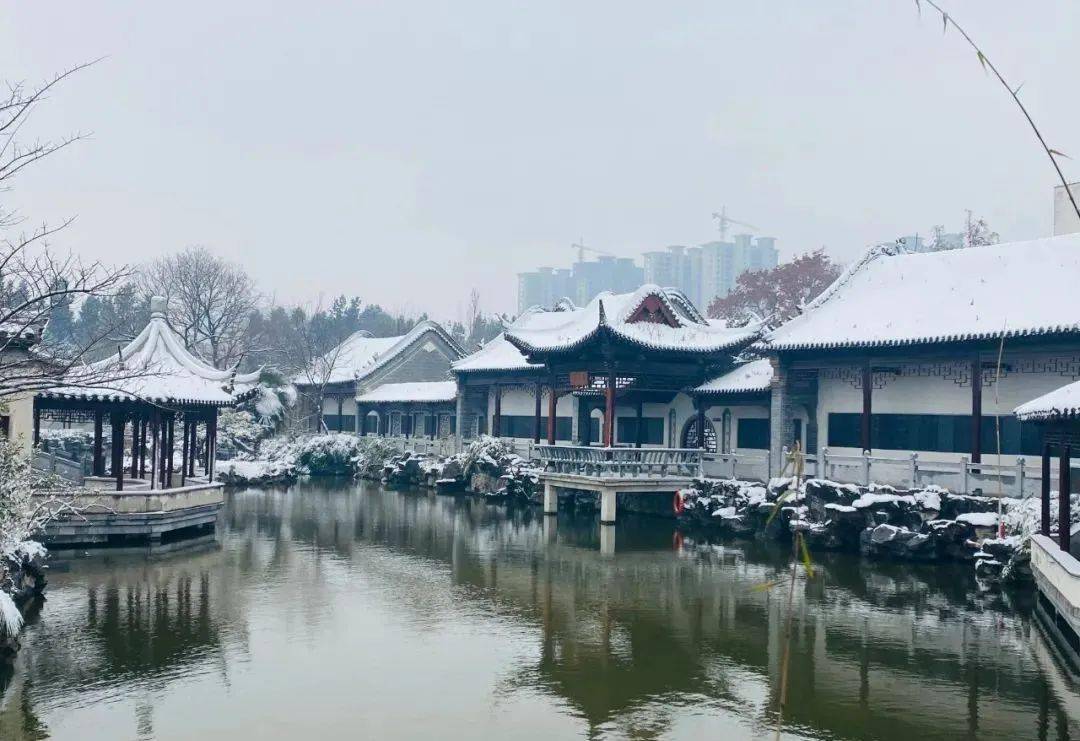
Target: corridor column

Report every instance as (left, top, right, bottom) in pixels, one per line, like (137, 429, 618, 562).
(603, 370, 615, 448)
(534, 382, 543, 444)
(971, 358, 983, 464)
(547, 385, 557, 445)
(861, 360, 873, 453)
(1042, 442, 1052, 537)
(1060, 445, 1072, 553)
(635, 398, 644, 448)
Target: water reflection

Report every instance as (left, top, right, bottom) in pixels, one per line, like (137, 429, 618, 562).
(1, 480, 1079, 740)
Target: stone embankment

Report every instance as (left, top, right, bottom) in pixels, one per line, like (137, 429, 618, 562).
(1, 542, 48, 662)
(677, 477, 1050, 586)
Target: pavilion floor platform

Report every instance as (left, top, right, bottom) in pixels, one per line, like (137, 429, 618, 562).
(41, 479, 224, 547)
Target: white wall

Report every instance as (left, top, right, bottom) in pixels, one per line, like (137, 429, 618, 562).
(487, 387, 574, 439)
(2, 393, 34, 458)
(816, 353, 1078, 463)
(700, 401, 773, 454)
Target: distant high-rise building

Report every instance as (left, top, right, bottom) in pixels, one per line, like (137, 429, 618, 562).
(571, 256, 642, 307)
(520, 234, 778, 314)
(517, 258, 642, 312)
(649, 236, 778, 309)
(1055, 183, 1080, 236)
(517, 267, 573, 313)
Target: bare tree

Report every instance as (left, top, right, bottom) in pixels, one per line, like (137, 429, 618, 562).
(140, 247, 259, 369)
(0, 63, 138, 401)
(273, 300, 358, 433)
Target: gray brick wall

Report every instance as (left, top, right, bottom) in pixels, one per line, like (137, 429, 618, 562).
(769, 357, 792, 476)
(356, 332, 459, 393)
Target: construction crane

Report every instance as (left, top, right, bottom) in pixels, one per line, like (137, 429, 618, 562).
(571, 239, 615, 263)
(711, 207, 758, 241)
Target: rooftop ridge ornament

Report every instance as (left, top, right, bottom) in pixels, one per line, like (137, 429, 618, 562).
(597, 299, 608, 327)
(150, 295, 168, 319)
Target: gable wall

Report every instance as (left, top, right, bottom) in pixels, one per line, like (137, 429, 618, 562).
(356, 331, 461, 395)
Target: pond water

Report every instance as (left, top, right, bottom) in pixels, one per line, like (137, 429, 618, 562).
(2, 480, 1079, 740)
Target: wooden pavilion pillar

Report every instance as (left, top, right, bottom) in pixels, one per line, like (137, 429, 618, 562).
(110, 411, 125, 491)
(337, 397, 345, 432)
(149, 413, 159, 490)
(181, 415, 190, 485)
(1060, 445, 1072, 553)
(577, 397, 591, 446)
(860, 361, 872, 452)
(92, 410, 105, 476)
(695, 398, 706, 450)
(129, 412, 140, 478)
(971, 358, 983, 464)
(207, 414, 218, 482)
(1042, 442, 1052, 537)
(492, 386, 502, 438)
(165, 412, 176, 487)
(139, 417, 148, 477)
(547, 386, 557, 445)
(634, 397, 644, 448)
(33, 405, 40, 447)
(188, 419, 198, 476)
(533, 382, 543, 444)
(603, 370, 616, 448)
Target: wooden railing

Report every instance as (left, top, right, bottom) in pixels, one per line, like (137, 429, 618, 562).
(536, 445, 703, 478)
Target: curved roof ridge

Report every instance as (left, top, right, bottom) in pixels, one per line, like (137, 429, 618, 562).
(799, 242, 902, 315)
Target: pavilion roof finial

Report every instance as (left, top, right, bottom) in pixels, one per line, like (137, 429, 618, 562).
(597, 299, 608, 327)
(150, 295, 167, 319)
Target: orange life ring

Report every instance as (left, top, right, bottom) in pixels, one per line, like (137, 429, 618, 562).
(673, 490, 685, 515)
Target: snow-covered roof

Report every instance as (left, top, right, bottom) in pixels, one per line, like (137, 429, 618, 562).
(504, 284, 760, 355)
(302, 320, 464, 386)
(0, 318, 44, 347)
(451, 333, 540, 374)
(694, 358, 774, 395)
(1015, 379, 1080, 422)
(761, 235, 1080, 352)
(356, 380, 457, 404)
(40, 297, 260, 406)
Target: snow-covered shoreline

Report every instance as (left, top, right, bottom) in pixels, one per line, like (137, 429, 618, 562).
(678, 477, 1046, 586)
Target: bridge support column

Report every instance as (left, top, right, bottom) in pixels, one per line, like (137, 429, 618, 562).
(600, 487, 617, 525)
(544, 516, 557, 543)
(543, 482, 558, 515)
(599, 524, 615, 556)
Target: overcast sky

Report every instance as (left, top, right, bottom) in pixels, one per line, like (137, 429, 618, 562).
(3, 1, 1078, 322)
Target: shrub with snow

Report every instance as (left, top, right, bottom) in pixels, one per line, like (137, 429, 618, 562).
(217, 433, 399, 485)
(0, 439, 75, 643)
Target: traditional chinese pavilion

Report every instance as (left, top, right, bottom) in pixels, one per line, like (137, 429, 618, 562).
(34, 297, 259, 544)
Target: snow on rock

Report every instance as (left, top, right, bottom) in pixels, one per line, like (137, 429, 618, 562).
(957, 512, 999, 528)
(217, 433, 400, 484)
(0, 592, 22, 640)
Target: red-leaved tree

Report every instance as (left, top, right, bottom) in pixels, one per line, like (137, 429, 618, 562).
(706, 249, 841, 327)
